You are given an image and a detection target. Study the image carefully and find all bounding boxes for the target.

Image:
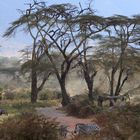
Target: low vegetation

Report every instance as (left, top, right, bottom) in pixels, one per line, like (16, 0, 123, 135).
(66, 95, 102, 118)
(71, 104, 140, 140)
(0, 113, 59, 140)
(39, 89, 62, 100)
(0, 88, 60, 122)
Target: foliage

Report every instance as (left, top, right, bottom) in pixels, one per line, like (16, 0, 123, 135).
(4, 89, 15, 100)
(0, 113, 59, 140)
(39, 89, 61, 100)
(3, 88, 30, 100)
(96, 104, 140, 140)
(71, 104, 140, 140)
(0, 99, 51, 116)
(66, 95, 102, 118)
(45, 99, 60, 107)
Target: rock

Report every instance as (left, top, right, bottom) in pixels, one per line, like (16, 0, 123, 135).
(0, 109, 8, 116)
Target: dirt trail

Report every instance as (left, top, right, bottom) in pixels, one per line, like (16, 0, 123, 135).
(36, 106, 94, 132)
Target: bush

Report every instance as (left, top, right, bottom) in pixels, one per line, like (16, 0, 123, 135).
(94, 104, 140, 140)
(66, 100, 102, 118)
(39, 89, 61, 100)
(4, 89, 15, 100)
(0, 113, 59, 140)
(2, 88, 31, 100)
(14, 88, 31, 99)
(71, 104, 140, 140)
(46, 100, 60, 107)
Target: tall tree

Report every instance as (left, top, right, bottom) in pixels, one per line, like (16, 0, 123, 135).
(30, 3, 96, 106)
(3, 1, 52, 103)
(75, 12, 108, 101)
(96, 15, 140, 105)
(3, 1, 94, 106)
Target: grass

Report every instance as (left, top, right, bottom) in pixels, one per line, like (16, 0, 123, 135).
(70, 104, 140, 140)
(0, 99, 60, 122)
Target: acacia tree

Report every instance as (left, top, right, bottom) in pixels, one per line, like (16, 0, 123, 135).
(3, 2, 52, 103)
(96, 15, 140, 105)
(31, 3, 98, 106)
(74, 13, 108, 101)
(4, 1, 96, 106)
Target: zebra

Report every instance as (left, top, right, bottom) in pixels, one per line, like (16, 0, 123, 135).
(74, 123, 100, 135)
(59, 124, 68, 138)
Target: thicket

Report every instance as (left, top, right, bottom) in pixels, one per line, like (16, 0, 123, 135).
(0, 113, 59, 140)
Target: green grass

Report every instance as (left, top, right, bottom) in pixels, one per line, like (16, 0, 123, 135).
(0, 99, 60, 122)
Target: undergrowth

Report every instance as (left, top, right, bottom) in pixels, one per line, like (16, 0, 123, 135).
(0, 113, 59, 140)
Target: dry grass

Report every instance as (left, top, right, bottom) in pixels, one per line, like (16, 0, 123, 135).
(0, 113, 59, 140)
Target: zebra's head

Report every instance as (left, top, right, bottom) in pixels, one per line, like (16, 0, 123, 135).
(74, 123, 85, 133)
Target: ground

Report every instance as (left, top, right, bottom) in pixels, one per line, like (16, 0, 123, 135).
(36, 106, 95, 136)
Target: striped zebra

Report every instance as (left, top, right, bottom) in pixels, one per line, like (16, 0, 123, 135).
(59, 124, 68, 138)
(74, 123, 100, 135)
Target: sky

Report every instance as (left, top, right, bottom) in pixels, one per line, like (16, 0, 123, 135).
(0, 0, 140, 57)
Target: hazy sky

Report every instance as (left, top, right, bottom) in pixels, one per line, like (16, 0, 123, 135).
(0, 0, 140, 57)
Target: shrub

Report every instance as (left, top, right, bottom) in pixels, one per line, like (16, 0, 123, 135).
(39, 90, 48, 100)
(94, 104, 140, 140)
(12, 88, 31, 99)
(66, 100, 102, 118)
(46, 100, 60, 107)
(39, 89, 61, 100)
(4, 89, 15, 100)
(0, 113, 59, 140)
(2, 88, 31, 100)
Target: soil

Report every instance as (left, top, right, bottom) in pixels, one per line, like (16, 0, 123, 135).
(36, 106, 94, 132)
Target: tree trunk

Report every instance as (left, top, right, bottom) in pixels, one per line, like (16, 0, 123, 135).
(97, 96, 103, 107)
(59, 79, 70, 106)
(31, 70, 38, 103)
(84, 71, 94, 101)
(110, 70, 115, 96)
(87, 81, 94, 101)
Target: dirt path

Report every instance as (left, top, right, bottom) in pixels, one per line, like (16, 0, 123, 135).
(36, 106, 94, 132)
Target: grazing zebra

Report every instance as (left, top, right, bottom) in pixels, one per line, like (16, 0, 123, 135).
(74, 123, 100, 135)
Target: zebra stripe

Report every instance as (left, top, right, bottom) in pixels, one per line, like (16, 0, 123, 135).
(74, 123, 100, 135)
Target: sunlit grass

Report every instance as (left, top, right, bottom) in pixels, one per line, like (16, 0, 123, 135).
(0, 99, 60, 122)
